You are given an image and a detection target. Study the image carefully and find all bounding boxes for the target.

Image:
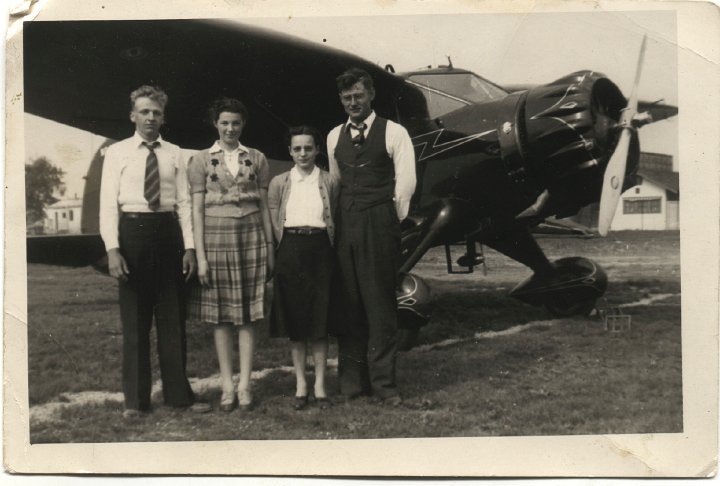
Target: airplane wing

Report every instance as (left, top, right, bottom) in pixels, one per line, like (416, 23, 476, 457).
(24, 20, 427, 268)
(24, 20, 414, 160)
(26, 234, 106, 267)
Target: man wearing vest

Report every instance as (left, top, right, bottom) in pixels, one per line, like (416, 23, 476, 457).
(99, 85, 210, 417)
(328, 68, 416, 405)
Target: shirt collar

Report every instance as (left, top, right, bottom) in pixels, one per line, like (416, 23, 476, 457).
(134, 132, 164, 147)
(290, 165, 319, 183)
(345, 111, 376, 132)
(209, 141, 250, 155)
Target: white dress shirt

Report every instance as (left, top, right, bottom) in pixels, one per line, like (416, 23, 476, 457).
(327, 111, 416, 220)
(99, 132, 194, 251)
(283, 166, 326, 229)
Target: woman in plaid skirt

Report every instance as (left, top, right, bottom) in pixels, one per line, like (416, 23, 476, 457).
(187, 98, 274, 411)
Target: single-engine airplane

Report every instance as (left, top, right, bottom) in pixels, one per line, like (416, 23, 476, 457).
(24, 20, 677, 346)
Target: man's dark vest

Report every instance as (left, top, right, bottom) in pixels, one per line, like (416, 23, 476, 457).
(335, 117, 394, 211)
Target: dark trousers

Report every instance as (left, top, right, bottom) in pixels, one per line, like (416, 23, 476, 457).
(335, 202, 400, 398)
(118, 213, 194, 410)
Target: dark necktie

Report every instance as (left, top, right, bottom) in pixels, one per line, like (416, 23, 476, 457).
(351, 123, 367, 146)
(143, 141, 161, 211)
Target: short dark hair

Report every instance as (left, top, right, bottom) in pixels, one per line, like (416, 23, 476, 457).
(130, 85, 168, 110)
(286, 125, 323, 148)
(336, 68, 374, 93)
(208, 97, 248, 123)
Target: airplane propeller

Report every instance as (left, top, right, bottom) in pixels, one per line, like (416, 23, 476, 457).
(597, 35, 647, 236)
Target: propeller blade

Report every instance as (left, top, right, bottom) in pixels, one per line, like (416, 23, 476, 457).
(598, 129, 630, 236)
(597, 36, 647, 236)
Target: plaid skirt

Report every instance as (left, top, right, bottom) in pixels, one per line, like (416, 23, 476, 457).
(188, 213, 267, 325)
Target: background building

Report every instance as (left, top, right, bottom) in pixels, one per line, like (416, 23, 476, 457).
(572, 152, 679, 231)
(44, 198, 83, 234)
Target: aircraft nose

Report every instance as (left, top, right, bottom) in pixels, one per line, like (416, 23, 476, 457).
(493, 71, 631, 214)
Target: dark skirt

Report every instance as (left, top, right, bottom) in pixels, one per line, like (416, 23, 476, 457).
(270, 231, 335, 341)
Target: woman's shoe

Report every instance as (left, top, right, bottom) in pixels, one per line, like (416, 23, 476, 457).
(237, 389, 253, 410)
(219, 390, 237, 412)
(313, 388, 330, 409)
(294, 395, 309, 411)
(315, 396, 330, 410)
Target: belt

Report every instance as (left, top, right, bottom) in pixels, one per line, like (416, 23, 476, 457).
(284, 227, 326, 235)
(121, 212, 176, 220)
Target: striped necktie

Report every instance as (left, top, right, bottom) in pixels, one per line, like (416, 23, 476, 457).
(143, 141, 161, 211)
(350, 123, 367, 146)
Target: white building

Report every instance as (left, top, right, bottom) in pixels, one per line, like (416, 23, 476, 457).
(571, 152, 679, 231)
(44, 198, 83, 234)
(611, 168, 679, 231)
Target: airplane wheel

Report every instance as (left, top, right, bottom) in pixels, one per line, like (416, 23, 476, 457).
(397, 328, 419, 352)
(545, 299, 596, 317)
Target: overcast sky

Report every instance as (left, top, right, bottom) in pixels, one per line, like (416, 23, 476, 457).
(26, 11, 679, 198)
(249, 11, 677, 103)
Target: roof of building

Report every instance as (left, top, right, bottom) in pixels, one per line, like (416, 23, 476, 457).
(47, 198, 83, 209)
(638, 169, 679, 194)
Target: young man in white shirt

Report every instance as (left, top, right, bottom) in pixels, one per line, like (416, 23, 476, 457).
(99, 85, 209, 417)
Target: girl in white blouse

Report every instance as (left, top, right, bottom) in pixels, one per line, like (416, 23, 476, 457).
(268, 126, 340, 410)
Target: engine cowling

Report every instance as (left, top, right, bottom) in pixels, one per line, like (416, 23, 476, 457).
(497, 71, 638, 217)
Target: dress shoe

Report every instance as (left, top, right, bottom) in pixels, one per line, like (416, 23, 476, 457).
(314, 396, 331, 410)
(372, 395, 402, 407)
(293, 395, 309, 411)
(237, 389, 253, 410)
(122, 408, 149, 419)
(331, 393, 366, 405)
(189, 402, 212, 414)
(382, 395, 403, 407)
(219, 390, 237, 412)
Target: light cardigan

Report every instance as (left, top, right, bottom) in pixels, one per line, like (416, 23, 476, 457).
(267, 168, 340, 246)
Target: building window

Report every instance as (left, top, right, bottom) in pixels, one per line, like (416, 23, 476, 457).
(62, 212, 66, 219)
(69, 210, 74, 221)
(623, 197, 661, 214)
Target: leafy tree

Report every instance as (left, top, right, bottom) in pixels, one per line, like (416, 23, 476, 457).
(26, 157, 66, 225)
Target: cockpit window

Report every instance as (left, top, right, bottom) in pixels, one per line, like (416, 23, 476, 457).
(408, 84, 468, 119)
(409, 73, 507, 104)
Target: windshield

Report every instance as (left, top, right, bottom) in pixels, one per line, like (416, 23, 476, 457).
(406, 72, 508, 119)
(408, 72, 507, 104)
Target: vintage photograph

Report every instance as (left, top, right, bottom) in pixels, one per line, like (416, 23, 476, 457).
(5, 0, 717, 477)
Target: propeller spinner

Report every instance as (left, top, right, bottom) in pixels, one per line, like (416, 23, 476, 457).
(597, 36, 648, 236)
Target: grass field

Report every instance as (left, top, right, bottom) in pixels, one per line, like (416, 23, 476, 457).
(27, 231, 682, 442)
